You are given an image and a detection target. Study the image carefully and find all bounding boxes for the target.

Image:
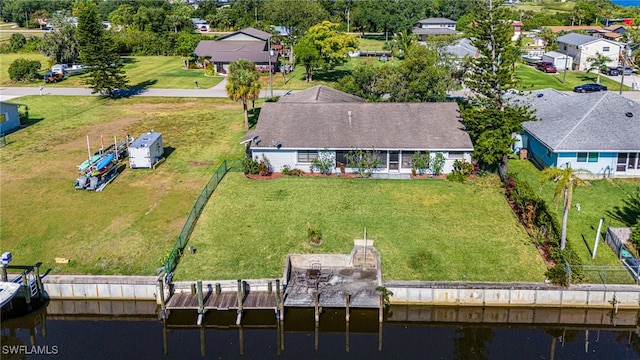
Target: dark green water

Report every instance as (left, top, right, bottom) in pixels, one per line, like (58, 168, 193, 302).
(2, 302, 640, 359)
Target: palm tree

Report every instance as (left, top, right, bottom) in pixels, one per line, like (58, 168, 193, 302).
(587, 52, 611, 84)
(226, 59, 261, 131)
(540, 166, 589, 250)
(396, 29, 416, 57)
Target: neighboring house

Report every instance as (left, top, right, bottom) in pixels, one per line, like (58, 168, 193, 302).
(242, 86, 473, 175)
(0, 101, 23, 134)
(544, 26, 603, 34)
(511, 21, 523, 41)
(515, 89, 640, 178)
(541, 51, 573, 71)
(194, 27, 278, 74)
(413, 18, 459, 41)
(443, 38, 478, 59)
(556, 33, 621, 71)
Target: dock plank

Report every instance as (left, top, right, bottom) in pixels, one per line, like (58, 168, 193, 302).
(168, 291, 278, 311)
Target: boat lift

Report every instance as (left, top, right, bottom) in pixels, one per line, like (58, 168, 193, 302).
(74, 135, 129, 192)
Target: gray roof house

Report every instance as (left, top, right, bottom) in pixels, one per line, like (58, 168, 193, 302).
(243, 86, 473, 175)
(556, 33, 621, 71)
(194, 27, 277, 74)
(413, 18, 460, 41)
(515, 89, 640, 177)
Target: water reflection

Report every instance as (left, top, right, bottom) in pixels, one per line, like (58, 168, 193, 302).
(1, 301, 639, 359)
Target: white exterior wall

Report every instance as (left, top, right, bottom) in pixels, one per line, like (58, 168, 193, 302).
(559, 40, 620, 71)
(252, 148, 472, 175)
(542, 54, 573, 71)
(221, 33, 262, 41)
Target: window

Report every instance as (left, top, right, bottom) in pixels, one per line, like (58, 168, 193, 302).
(577, 152, 598, 162)
(297, 150, 317, 163)
(546, 148, 552, 157)
(448, 151, 464, 159)
(402, 151, 416, 168)
(0, 113, 6, 123)
(336, 150, 349, 167)
(603, 46, 610, 52)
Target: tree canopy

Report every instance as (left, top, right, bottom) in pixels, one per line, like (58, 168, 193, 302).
(294, 21, 358, 82)
(226, 59, 261, 131)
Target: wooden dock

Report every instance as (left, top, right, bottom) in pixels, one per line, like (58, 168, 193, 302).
(166, 291, 276, 311)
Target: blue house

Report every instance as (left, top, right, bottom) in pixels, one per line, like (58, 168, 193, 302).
(515, 89, 640, 178)
(0, 101, 24, 134)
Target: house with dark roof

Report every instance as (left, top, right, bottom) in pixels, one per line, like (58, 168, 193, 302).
(194, 27, 278, 74)
(514, 89, 640, 178)
(243, 86, 473, 175)
(556, 33, 621, 71)
(413, 18, 459, 41)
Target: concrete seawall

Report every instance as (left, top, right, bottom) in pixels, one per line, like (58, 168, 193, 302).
(385, 281, 640, 309)
(43, 275, 157, 301)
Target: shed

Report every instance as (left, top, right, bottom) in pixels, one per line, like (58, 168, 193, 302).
(0, 101, 24, 134)
(128, 131, 163, 169)
(542, 51, 573, 71)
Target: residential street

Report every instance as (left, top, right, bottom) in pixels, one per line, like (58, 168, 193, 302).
(0, 79, 291, 101)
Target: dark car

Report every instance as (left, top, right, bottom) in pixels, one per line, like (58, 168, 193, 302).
(617, 66, 633, 76)
(573, 83, 607, 93)
(536, 61, 557, 73)
(601, 67, 620, 76)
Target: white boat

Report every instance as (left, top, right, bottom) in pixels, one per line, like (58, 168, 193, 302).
(348, 50, 361, 58)
(0, 282, 21, 308)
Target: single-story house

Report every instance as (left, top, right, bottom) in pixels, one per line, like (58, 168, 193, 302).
(413, 18, 459, 41)
(556, 33, 621, 71)
(0, 101, 23, 134)
(514, 89, 640, 178)
(242, 86, 473, 175)
(443, 38, 478, 59)
(511, 21, 523, 41)
(541, 51, 573, 71)
(194, 27, 278, 74)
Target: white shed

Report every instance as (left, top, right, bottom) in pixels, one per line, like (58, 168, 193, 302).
(542, 51, 573, 71)
(128, 131, 163, 169)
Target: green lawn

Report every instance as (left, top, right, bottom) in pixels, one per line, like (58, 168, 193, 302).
(0, 54, 223, 89)
(357, 37, 387, 51)
(0, 96, 247, 275)
(509, 160, 640, 266)
(516, 64, 629, 91)
(176, 173, 547, 282)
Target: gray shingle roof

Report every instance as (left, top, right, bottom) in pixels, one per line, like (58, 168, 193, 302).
(194, 40, 274, 63)
(277, 85, 365, 103)
(248, 101, 473, 150)
(444, 38, 477, 58)
(217, 27, 272, 41)
(557, 33, 610, 47)
(519, 90, 640, 151)
(418, 18, 456, 24)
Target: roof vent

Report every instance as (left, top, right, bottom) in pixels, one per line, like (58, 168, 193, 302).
(626, 112, 633, 118)
(348, 111, 352, 126)
(537, 93, 544, 98)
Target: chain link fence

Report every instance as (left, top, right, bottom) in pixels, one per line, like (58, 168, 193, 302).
(566, 264, 640, 285)
(164, 160, 230, 275)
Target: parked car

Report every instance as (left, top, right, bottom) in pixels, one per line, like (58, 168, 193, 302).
(601, 67, 620, 76)
(616, 66, 633, 76)
(43, 71, 65, 83)
(536, 61, 557, 73)
(573, 83, 607, 93)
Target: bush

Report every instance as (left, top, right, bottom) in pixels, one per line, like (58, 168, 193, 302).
(446, 159, 474, 182)
(10, 33, 26, 52)
(257, 155, 272, 176)
(8, 58, 41, 82)
(431, 152, 446, 175)
(242, 157, 259, 174)
(411, 151, 430, 175)
(346, 148, 382, 178)
(311, 149, 335, 175)
(281, 165, 304, 176)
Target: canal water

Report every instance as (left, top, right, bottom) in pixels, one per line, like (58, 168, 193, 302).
(2, 301, 640, 359)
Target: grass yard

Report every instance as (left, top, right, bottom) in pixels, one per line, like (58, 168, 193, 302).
(0, 54, 223, 89)
(515, 64, 629, 91)
(176, 173, 547, 282)
(509, 160, 640, 266)
(0, 96, 247, 275)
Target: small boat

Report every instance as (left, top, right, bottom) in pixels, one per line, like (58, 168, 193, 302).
(94, 153, 115, 172)
(348, 50, 361, 58)
(78, 154, 102, 172)
(0, 282, 21, 309)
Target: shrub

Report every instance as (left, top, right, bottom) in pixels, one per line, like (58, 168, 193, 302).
(345, 148, 382, 177)
(311, 149, 335, 175)
(446, 159, 474, 182)
(431, 152, 446, 175)
(281, 165, 303, 176)
(8, 58, 41, 82)
(242, 157, 259, 174)
(411, 151, 430, 175)
(10, 33, 26, 52)
(257, 155, 272, 176)
(306, 222, 322, 245)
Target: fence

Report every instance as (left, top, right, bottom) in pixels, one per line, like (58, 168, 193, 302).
(164, 160, 230, 275)
(566, 264, 640, 285)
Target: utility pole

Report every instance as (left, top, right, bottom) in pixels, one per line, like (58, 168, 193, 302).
(268, 37, 273, 98)
(562, 46, 569, 84)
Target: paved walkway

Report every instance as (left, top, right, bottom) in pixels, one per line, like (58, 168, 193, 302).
(0, 82, 290, 101)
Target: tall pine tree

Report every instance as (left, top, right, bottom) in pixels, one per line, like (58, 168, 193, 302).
(461, 0, 534, 177)
(76, 0, 128, 98)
